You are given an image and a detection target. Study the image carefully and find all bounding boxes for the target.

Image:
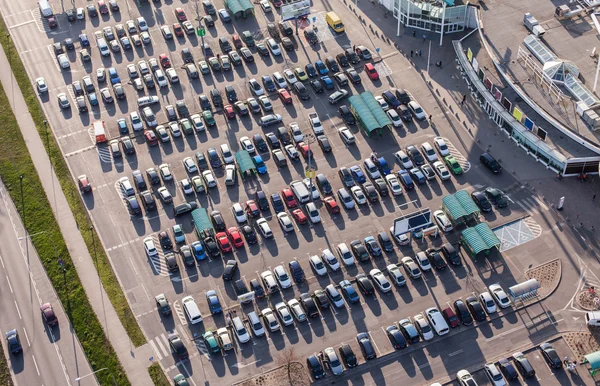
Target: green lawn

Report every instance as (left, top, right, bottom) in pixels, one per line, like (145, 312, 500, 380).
(148, 363, 170, 386)
(0, 348, 13, 386)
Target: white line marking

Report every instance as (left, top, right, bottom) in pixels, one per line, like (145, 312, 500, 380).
(14, 301, 22, 319)
(418, 363, 430, 369)
(155, 336, 170, 358)
(448, 349, 463, 357)
(9, 19, 36, 29)
(148, 339, 163, 361)
(6, 276, 13, 293)
(23, 326, 30, 346)
(32, 354, 41, 375)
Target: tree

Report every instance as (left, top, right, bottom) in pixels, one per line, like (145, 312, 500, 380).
(276, 347, 298, 385)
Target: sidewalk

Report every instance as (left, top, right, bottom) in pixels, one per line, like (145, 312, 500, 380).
(0, 45, 153, 385)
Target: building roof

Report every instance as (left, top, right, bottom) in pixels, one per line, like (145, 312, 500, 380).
(441, 190, 480, 223)
(584, 351, 600, 371)
(191, 208, 213, 234)
(224, 0, 244, 16)
(238, 0, 255, 14)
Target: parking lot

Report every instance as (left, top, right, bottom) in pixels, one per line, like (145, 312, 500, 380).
(1, 0, 576, 384)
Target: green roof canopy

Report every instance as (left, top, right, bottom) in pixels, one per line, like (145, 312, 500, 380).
(238, 0, 255, 15)
(191, 208, 213, 236)
(441, 195, 467, 221)
(361, 91, 393, 129)
(584, 351, 600, 375)
(224, 0, 244, 17)
(461, 223, 501, 255)
(349, 95, 380, 136)
(455, 190, 480, 216)
(235, 150, 256, 175)
(441, 190, 480, 225)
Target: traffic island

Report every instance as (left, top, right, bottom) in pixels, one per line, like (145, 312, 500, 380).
(525, 258, 561, 300)
(233, 362, 310, 386)
(564, 331, 600, 363)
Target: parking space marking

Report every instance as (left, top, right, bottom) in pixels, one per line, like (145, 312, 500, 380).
(374, 61, 393, 77)
(448, 349, 463, 357)
(367, 331, 382, 357)
(441, 137, 471, 173)
(493, 217, 542, 252)
(30, 8, 51, 33)
(173, 300, 188, 326)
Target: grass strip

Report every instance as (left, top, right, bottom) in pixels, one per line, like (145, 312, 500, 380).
(0, 348, 14, 386)
(148, 363, 170, 386)
(0, 18, 145, 347)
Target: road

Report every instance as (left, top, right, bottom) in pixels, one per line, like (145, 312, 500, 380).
(0, 182, 96, 386)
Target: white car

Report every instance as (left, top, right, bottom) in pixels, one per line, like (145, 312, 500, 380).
(421, 142, 438, 162)
(288, 299, 306, 322)
(309, 255, 328, 276)
(415, 252, 432, 271)
(36, 77, 48, 93)
(484, 363, 506, 386)
(157, 187, 172, 203)
(136, 16, 148, 31)
(325, 284, 345, 308)
(350, 186, 367, 205)
(143, 237, 158, 257)
(202, 170, 217, 188)
(457, 370, 477, 386)
(277, 212, 294, 233)
(387, 109, 403, 128)
(260, 0, 272, 12)
(127, 64, 139, 79)
(414, 314, 434, 341)
(191, 114, 205, 132)
(434, 137, 450, 156)
(385, 175, 403, 196)
(303, 179, 320, 200)
(217, 327, 233, 350)
(363, 159, 381, 179)
(375, 95, 389, 111)
(433, 161, 451, 180)
(275, 302, 294, 326)
(272, 72, 287, 89)
(159, 164, 173, 181)
(289, 122, 303, 143)
(386, 264, 406, 286)
(137, 96, 160, 107)
(421, 164, 436, 180)
(305, 202, 320, 224)
(256, 218, 273, 238)
(239, 136, 255, 154)
(220, 144, 234, 164)
(488, 283, 511, 309)
(266, 38, 281, 55)
(402, 256, 421, 279)
(168, 121, 181, 137)
(283, 69, 297, 85)
(284, 144, 299, 160)
(224, 165, 237, 186)
(130, 111, 143, 131)
(166, 68, 179, 83)
(336, 243, 355, 266)
(338, 127, 355, 145)
(259, 95, 273, 111)
(180, 178, 193, 195)
(394, 150, 413, 169)
(273, 265, 292, 289)
(261, 307, 280, 331)
(370, 269, 392, 292)
(154, 69, 168, 87)
(479, 291, 497, 314)
(231, 203, 247, 224)
(408, 100, 426, 120)
(321, 249, 340, 271)
(183, 157, 198, 174)
(433, 210, 453, 232)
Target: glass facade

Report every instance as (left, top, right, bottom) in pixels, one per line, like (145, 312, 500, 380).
(393, 0, 468, 34)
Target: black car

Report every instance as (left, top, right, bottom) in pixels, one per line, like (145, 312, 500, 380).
(453, 299, 473, 325)
(267, 23, 279, 39)
(356, 273, 374, 295)
(203, 233, 220, 258)
(64, 38, 74, 50)
(66, 8, 76, 21)
(338, 344, 358, 368)
(281, 37, 294, 51)
(339, 105, 356, 125)
(345, 68, 361, 84)
(480, 152, 502, 173)
(293, 82, 310, 100)
(256, 190, 269, 210)
(239, 47, 254, 63)
(168, 334, 188, 360)
(315, 174, 333, 195)
(210, 210, 226, 231)
(377, 231, 394, 252)
(159, 231, 173, 250)
(140, 191, 155, 211)
(484, 187, 508, 208)
(181, 48, 193, 63)
(310, 79, 324, 93)
(250, 278, 265, 298)
(498, 358, 519, 380)
(357, 332, 376, 360)
(203, 15, 215, 27)
(269, 193, 284, 213)
(224, 85, 237, 103)
(253, 134, 268, 152)
(304, 29, 318, 45)
(176, 100, 189, 118)
(305, 64, 317, 78)
(426, 249, 447, 270)
(386, 326, 407, 349)
(234, 280, 250, 301)
(203, 0, 216, 14)
(442, 243, 461, 266)
(256, 43, 269, 56)
(471, 191, 492, 212)
(241, 225, 257, 244)
(146, 168, 160, 185)
(278, 21, 293, 36)
(382, 90, 400, 108)
(276, 127, 291, 145)
(195, 152, 208, 170)
(288, 260, 305, 283)
(374, 178, 389, 197)
(218, 36, 232, 53)
(406, 145, 424, 165)
(325, 56, 340, 72)
(199, 94, 212, 111)
(466, 296, 486, 321)
(307, 354, 325, 379)
(540, 342, 562, 369)
(313, 289, 330, 309)
(398, 104, 412, 121)
(317, 135, 331, 152)
(336, 53, 349, 68)
(350, 240, 370, 262)
(300, 293, 319, 317)
(210, 88, 223, 108)
(345, 48, 360, 64)
(207, 148, 222, 168)
(222, 260, 238, 281)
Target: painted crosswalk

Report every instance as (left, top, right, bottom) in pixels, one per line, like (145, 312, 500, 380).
(515, 196, 549, 217)
(374, 61, 393, 77)
(148, 233, 171, 276)
(442, 137, 471, 173)
(148, 332, 173, 361)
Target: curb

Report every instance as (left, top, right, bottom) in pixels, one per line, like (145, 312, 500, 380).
(231, 361, 309, 386)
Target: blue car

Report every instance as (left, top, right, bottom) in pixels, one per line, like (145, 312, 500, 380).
(288, 260, 305, 283)
(350, 165, 366, 184)
(218, 9, 231, 23)
(206, 290, 222, 314)
(207, 147, 222, 168)
(79, 33, 90, 47)
(315, 60, 328, 75)
(253, 155, 267, 174)
(191, 241, 206, 261)
(270, 193, 285, 213)
(320, 76, 334, 90)
(364, 236, 382, 257)
(108, 67, 120, 85)
(397, 170, 414, 190)
(339, 280, 360, 303)
(117, 118, 128, 135)
(261, 75, 276, 92)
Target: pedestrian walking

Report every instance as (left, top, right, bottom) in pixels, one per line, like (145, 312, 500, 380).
(428, 114, 432, 121)
(422, 34, 426, 42)
(594, 194, 596, 200)
(419, 49, 422, 57)
(461, 94, 466, 105)
(412, 30, 416, 37)
(410, 50, 413, 57)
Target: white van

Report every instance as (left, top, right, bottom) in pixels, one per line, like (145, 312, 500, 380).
(232, 317, 250, 343)
(38, 0, 53, 17)
(290, 180, 310, 204)
(426, 308, 449, 336)
(182, 296, 202, 324)
(57, 54, 70, 69)
(586, 311, 600, 327)
(248, 311, 265, 336)
(97, 38, 110, 57)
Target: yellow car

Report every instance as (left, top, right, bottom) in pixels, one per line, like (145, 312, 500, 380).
(294, 67, 309, 82)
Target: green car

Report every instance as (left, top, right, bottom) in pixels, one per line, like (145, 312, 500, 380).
(180, 119, 193, 135)
(203, 331, 220, 354)
(294, 67, 309, 81)
(444, 155, 463, 175)
(202, 110, 216, 127)
(173, 374, 189, 386)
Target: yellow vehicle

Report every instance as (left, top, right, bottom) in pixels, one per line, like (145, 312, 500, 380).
(326, 12, 344, 33)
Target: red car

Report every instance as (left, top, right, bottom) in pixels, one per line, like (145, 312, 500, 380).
(159, 54, 171, 68)
(175, 7, 187, 22)
(77, 174, 92, 193)
(278, 88, 292, 104)
(144, 130, 158, 146)
(323, 196, 340, 214)
(296, 142, 312, 158)
(216, 232, 232, 253)
(232, 34, 243, 49)
(227, 227, 244, 248)
(98, 0, 109, 14)
(224, 104, 235, 119)
(245, 200, 260, 218)
(292, 208, 308, 224)
(364, 63, 379, 81)
(273, 0, 283, 7)
(173, 23, 184, 37)
(442, 307, 460, 328)
(281, 188, 298, 208)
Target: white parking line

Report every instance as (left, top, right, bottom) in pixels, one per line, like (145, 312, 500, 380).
(14, 300, 22, 319)
(32, 354, 40, 375)
(367, 331, 382, 357)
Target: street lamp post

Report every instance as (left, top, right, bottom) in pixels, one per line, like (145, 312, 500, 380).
(75, 367, 116, 385)
(89, 225, 98, 266)
(19, 175, 24, 225)
(305, 134, 316, 203)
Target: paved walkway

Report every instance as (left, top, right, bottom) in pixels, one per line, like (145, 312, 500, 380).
(0, 45, 153, 385)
